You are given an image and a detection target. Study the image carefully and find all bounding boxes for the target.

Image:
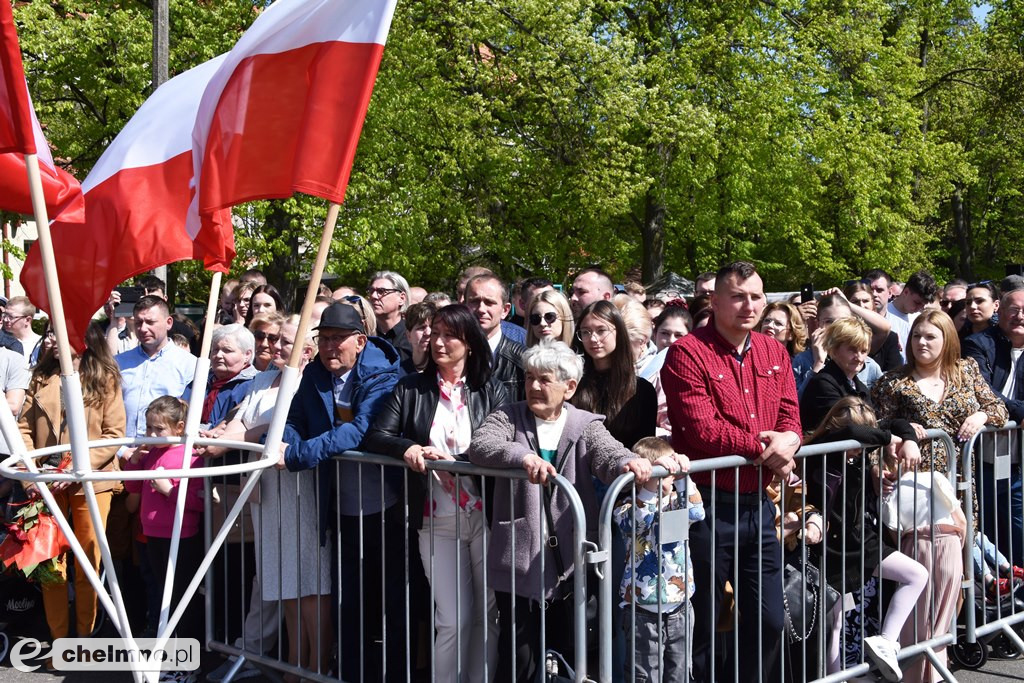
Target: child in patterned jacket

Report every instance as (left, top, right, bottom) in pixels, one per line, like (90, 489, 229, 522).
(614, 437, 703, 683)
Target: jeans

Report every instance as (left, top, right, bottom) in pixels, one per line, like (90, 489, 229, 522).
(622, 602, 694, 683)
(978, 463, 1024, 567)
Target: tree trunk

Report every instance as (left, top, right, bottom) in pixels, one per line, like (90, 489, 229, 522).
(952, 184, 973, 279)
(641, 192, 665, 286)
(262, 205, 302, 310)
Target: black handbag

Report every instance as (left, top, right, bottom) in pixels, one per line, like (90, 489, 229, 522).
(782, 561, 841, 643)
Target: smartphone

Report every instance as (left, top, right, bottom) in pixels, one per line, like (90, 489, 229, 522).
(800, 283, 814, 303)
(115, 285, 145, 303)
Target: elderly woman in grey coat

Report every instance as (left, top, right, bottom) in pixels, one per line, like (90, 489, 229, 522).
(469, 340, 673, 683)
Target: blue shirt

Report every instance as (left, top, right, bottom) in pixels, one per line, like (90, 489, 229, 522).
(116, 342, 196, 438)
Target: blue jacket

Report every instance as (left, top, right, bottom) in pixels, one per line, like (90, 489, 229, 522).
(282, 336, 401, 538)
(962, 326, 1024, 421)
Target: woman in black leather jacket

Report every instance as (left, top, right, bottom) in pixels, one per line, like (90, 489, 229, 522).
(364, 303, 508, 682)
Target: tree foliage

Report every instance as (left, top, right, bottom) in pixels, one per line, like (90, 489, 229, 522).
(12, 0, 1024, 301)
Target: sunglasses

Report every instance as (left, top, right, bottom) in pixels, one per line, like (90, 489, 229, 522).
(252, 330, 280, 344)
(530, 312, 560, 326)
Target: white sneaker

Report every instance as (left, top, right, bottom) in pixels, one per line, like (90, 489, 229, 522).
(206, 657, 261, 683)
(863, 635, 903, 682)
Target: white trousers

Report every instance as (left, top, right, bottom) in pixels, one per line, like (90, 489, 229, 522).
(418, 509, 499, 683)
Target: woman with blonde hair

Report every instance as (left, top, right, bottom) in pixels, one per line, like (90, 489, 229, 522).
(524, 288, 574, 347)
(799, 317, 873, 430)
(872, 308, 1008, 681)
(759, 301, 807, 356)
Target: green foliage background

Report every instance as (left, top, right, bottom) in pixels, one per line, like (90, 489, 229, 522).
(11, 0, 1024, 304)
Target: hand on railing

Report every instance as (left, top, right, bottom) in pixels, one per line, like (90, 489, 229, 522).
(404, 444, 452, 473)
(621, 458, 652, 485)
(757, 430, 799, 478)
(957, 411, 988, 442)
(522, 453, 557, 484)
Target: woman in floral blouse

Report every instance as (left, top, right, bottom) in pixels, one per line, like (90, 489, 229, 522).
(872, 308, 1007, 682)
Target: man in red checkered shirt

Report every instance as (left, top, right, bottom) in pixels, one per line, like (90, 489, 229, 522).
(662, 261, 802, 681)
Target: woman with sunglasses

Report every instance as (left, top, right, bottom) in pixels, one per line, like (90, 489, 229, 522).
(249, 312, 285, 372)
(571, 300, 656, 449)
(524, 289, 574, 347)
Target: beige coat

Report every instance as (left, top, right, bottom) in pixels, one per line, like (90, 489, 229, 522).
(19, 373, 125, 494)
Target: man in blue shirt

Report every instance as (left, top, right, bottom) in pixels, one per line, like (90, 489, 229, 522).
(115, 295, 196, 443)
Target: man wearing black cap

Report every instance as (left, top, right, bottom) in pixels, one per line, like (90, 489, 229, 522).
(279, 302, 402, 682)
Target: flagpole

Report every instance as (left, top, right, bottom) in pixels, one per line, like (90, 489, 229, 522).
(260, 201, 340, 467)
(24, 152, 144, 679)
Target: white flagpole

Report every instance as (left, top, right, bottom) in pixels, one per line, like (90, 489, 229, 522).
(23, 153, 149, 681)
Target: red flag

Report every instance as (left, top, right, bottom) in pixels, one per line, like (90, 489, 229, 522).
(189, 0, 397, 238)
(0, 2, 83, 220)
(0, 0, 34, 155)
(20, 57, 232, 351)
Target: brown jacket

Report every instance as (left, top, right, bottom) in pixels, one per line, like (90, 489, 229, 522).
(19, 373, 125, 494)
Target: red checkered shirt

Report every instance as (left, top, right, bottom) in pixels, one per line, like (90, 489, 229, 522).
(661, 322, 802, 493)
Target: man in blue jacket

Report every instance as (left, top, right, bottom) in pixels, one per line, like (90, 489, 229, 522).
(280, 302, 402, 682)
(963, 286, 1024, 567)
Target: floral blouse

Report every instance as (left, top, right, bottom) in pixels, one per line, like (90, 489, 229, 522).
(871, 357, 1008, 473)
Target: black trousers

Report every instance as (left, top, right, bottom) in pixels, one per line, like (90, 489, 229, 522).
(337, 505, 408, 683)
(146, 534, 205, 642)
(493, 590, 575, 683)
(690, 494, 784, 682)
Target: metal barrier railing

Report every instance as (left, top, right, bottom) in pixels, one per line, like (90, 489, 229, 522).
(961, 422, 1024, 655)
(595, 429, 963, 683)
(203, 449, 592, 683)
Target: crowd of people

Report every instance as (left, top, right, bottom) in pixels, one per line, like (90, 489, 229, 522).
(1, 260, 1023, 683)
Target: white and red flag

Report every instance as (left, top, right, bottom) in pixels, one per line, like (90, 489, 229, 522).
(0, 2, 83, 220)
(21, 56, 232, 350)
(189, 0, 398, 239)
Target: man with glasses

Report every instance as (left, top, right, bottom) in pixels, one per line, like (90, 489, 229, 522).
(279, 303, 403, 682)
(367, 270, 413, 362)
(661, 261, 801, 683)
(2, 296, 39, 367)
(963, 287, 1024, 568)
(940, 279, 969, 311)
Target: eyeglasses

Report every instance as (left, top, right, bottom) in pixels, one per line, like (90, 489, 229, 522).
(577, 327, 613, 342)
(367, 287, 400, 298)
(530, 312, 560, 326)
(761, 318, 787, 329)
(1003, 307, 1024, 319)
(316, 332, 359, 346)
(342, 295, 362, 304)
(1, 313, 28, 322)
(252, 330, 280, 344)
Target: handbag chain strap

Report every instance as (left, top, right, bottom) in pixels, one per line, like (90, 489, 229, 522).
(782, 573, 818, 643)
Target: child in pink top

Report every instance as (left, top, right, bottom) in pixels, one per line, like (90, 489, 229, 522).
(124, 396, 204, 673)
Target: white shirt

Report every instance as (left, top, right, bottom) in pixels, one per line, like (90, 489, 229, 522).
(886, 301, 917, 362)
(1002, 347, 1024, 398)
(487, 327, 503, 354)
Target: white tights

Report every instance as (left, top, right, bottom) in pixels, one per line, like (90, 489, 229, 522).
(827, 551, 928, 673)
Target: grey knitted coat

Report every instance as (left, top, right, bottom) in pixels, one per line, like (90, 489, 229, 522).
(468, 401, 635, 601)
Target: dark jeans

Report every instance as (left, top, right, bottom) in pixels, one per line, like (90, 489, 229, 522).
(978, 462, 1024, 567)
(338, 505, 408, 683)
(146, 534, 204, 641)
(493, 590, 575, 683)
(690, 493, 784, 683)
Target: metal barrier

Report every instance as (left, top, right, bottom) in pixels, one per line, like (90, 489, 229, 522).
(594, 429, 963, 683)
(203, 449, 592, 683)
(960, 422, 1024, 658)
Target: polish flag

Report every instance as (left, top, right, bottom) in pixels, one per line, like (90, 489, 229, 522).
(21, 56, 232, 351)
(189, 0, 397, 237)
(0, 1, 83, 220)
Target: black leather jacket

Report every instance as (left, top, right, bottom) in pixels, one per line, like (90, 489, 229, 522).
(363, 370, 510, 528)
(492, 334, 525, 400)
